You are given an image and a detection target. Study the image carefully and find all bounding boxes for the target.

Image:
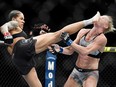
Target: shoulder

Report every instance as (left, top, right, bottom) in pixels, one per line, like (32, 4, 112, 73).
(95, 34, 107, 45)
(77, 28, 90, 36)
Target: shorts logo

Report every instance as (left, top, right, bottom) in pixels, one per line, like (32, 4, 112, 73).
(22, 40, 28, 44)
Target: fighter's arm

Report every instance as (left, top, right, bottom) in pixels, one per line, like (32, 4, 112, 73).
(62, 46, 74, 55)
(73, 29, 90, 44)
(0, 21, 18, 34)
(48, 44, 74, 55)
(0, 21, 18, 44)
(71, 35, 107, 55)
(60, 29, 90, 46)
(60, 30, 107, 55)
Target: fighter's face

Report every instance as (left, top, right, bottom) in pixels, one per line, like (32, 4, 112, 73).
(95, 15, 110, 31)
(13, 13, 25, 29)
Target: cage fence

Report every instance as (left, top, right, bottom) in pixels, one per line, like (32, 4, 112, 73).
(0, 45, 116, 87)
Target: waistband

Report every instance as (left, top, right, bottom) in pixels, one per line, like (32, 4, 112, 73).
(75, 65, 98, 72)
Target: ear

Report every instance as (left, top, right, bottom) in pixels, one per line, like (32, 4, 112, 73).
(12, 18, 16, 21)
(104, 23, 108, 29)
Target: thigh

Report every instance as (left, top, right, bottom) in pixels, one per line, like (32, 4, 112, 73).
(64, 76, 82, 87)
(34, 33, 60, 53)
(83, 76, 98, 87)
(23, 67, 42, 87)
(83, 71, 99, 87)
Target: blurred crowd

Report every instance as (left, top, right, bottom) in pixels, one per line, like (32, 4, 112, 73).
(0, 0, 116, 33)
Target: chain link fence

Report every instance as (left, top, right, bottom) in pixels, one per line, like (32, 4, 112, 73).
(0, 43, 116, 87)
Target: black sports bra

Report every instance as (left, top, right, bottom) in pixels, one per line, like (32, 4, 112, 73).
(12, 31, 28, 39)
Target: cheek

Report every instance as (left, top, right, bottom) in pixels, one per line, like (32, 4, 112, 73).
(99, 21, 104, 26)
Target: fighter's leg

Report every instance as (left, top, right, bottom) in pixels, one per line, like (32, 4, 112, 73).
(34, 11, 100, 54)
(64, 76, 82, 87)
(83, 76, 98, 87)
(83, 71, 99, 87)
(22, 67, 42, 87)
(59, 11, 100, 35)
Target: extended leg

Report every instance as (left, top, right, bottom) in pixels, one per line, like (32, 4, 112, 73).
(59, 11, 100, 35)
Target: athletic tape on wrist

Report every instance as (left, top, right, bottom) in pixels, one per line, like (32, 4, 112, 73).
(59, 47, 63, 53)
(66, 39, 73, 46)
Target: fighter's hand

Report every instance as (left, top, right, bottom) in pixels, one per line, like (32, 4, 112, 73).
(60, 32, 73, 46)
(40, 24, 50, 32)
(4, 32, 13, 44)
(48, 44, 60, 54)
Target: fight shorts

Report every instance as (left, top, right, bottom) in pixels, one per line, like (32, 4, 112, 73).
(12, 37, 37, 75)
(70, 66, 99, 85)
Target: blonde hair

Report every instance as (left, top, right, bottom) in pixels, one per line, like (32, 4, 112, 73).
(105, 15, 116, 33)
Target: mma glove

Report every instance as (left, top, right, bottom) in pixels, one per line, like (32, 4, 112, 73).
(50, 46, 58, 55)
(4, 32, 13, 44)
(60, 32, 73, 46)
(51, 45, 64, 54)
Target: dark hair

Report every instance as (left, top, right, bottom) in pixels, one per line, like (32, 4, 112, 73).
(8, 10, 22, 21)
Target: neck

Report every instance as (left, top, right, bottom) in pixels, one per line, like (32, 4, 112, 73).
(90, 27, 98, 36)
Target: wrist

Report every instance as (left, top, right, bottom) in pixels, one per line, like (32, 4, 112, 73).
(59, 47, 63, 53)
(66, 39, 73, 46)
(4, 32, 13, 39)
(4, 32, 10, 36)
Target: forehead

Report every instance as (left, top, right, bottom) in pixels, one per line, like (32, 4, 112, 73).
(100, 16, 109, 20)
(17, 13, 24, 19)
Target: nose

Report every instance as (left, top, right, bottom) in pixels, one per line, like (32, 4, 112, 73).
(22, 20, 25, 23)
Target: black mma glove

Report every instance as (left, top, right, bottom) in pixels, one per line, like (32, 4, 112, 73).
(60, 32, 73, 46)
(50, 46, 58, 55)
(4, 32, 13, 44)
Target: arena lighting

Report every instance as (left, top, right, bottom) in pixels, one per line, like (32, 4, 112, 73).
(104, 47, 116, 52)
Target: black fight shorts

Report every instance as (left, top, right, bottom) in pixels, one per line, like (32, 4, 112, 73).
(12, 38, 37, 75)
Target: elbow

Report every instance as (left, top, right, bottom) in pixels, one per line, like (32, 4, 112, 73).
(63, 51, 74, 55)
(68, 51, 74, 55)
(67, 50, 74, 55)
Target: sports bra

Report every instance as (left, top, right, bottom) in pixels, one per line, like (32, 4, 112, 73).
(79, 32, 102, 58)
(12, 31, 28, 39)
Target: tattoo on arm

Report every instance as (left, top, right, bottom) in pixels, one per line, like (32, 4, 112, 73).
(8, 21, 18, 29)
(0, 21, 18, 34)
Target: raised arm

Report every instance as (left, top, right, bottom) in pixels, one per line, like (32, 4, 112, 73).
(0, 21, 18, 34)
(0, 21, 18, 44)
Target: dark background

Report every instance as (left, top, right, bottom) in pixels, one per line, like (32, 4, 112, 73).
(0, 0, 116, 87)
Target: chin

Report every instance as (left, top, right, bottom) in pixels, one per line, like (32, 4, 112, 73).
(20, 26, 24, 29)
